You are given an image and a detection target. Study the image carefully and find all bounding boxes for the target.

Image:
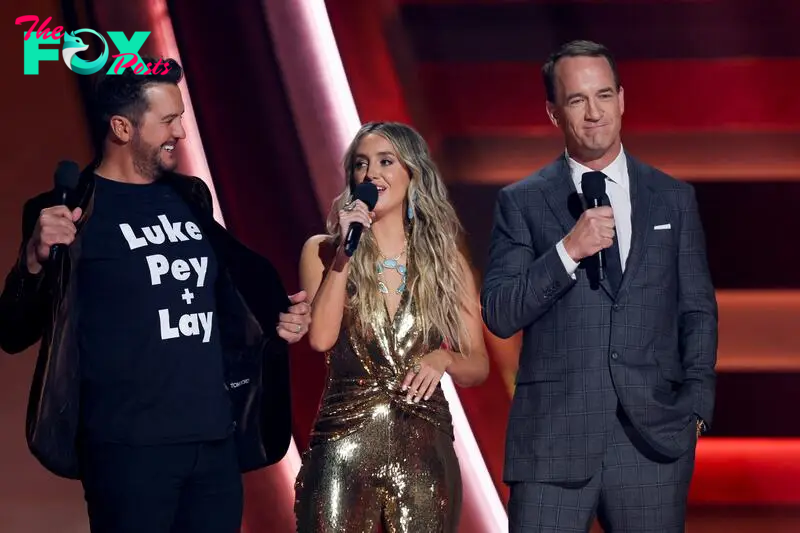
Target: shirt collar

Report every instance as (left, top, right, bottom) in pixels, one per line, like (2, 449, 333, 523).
(566, 145, 629, 192)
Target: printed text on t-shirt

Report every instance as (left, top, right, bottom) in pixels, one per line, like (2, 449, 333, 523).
(118, 214, 213, 343)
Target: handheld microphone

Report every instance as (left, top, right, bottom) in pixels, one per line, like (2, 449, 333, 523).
(343, 181, 379, 257)
(49, 160, 81, 263)
(581, 171, 607, 281)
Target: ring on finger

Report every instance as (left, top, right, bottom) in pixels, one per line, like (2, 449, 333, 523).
(343, 202, 356, 212)
(412, 363, 421, 374)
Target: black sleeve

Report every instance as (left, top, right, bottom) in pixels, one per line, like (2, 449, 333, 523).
(0, 196, 52, 354)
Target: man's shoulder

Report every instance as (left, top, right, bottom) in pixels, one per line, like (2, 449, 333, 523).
(164, 172, 213, 210)
(166, 171, 209, 190)
(629, 155, 693, 193)
(628, 155, 698, 211)
(19, 162, 96, 223)
(498, 157, 564, 199)
(19, 190, 58, 229)
(22, 190, 55, 211)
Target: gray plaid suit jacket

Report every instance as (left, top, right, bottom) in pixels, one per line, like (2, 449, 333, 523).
(481, 154, 718, 484)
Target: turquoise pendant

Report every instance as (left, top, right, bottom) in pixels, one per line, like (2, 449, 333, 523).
(376, 256, 407, 295)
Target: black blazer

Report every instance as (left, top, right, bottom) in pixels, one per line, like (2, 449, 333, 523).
(0, 166, 292, 479)
(481, 154, 718, 483)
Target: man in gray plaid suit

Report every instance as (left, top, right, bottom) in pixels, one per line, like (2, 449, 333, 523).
(481, 40, 718, 532)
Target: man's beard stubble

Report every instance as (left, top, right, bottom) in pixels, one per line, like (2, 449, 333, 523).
(131, 132, 171, 180)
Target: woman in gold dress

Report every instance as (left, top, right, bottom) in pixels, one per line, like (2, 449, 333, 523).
(294, 122, 489, 532)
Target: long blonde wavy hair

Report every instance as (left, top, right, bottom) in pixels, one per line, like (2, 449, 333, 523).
(327, 122, 471, 355)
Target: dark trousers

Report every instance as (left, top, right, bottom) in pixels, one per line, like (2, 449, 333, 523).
(80, 435, 243, 533)
(508, 409, 696, 533)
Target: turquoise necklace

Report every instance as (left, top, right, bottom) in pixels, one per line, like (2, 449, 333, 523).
(376, 241, 407, 294)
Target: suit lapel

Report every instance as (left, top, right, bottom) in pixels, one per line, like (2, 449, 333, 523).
(543, 155, 620, 298)
(618, 156, 653, 296)
(542, 155, 579, 234)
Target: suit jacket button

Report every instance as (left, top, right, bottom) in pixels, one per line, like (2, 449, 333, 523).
(612, 304, 621, 311)
(611, 351, 619, 360)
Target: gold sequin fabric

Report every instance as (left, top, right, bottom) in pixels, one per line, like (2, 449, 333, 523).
(294, 289, 462, 532)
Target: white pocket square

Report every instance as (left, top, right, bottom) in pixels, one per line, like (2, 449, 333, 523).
(653, 223, 671, 230)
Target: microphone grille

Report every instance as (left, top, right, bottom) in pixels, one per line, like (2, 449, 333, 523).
(55, 160, 81, 190)
(354, 181, 379, 211)
(581, 171, 606, 201)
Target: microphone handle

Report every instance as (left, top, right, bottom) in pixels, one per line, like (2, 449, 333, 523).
(344, 222, 364, 257)
(48, 189, 69, 263)
(589, 198, 605, 281)
(49, 244, 65, 263)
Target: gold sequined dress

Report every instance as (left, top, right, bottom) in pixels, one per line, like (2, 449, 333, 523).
(294, 288, 462, 532)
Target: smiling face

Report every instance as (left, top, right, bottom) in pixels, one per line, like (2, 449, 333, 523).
(130, 83, 185, 178)
(108, 82, 186, 180)
(351, 133, 412, 218)
(546, 55, 624, 167)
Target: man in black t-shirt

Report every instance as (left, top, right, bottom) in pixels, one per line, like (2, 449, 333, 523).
(0, 57, 310, 533)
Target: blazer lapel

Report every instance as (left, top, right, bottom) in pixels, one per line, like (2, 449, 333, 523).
(542, 156, 579, 234)
(543, 155, 619, 298)
(618, 156, 653, 296)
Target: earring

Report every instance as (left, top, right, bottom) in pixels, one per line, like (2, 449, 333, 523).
(407, 193, 416, 220)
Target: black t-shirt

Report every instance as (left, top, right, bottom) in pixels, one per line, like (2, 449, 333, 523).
(77, 175, 233, 445)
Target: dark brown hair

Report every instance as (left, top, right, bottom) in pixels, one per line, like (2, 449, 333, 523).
(92, 56, 184, 146)
(542, 40, 620, 103)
